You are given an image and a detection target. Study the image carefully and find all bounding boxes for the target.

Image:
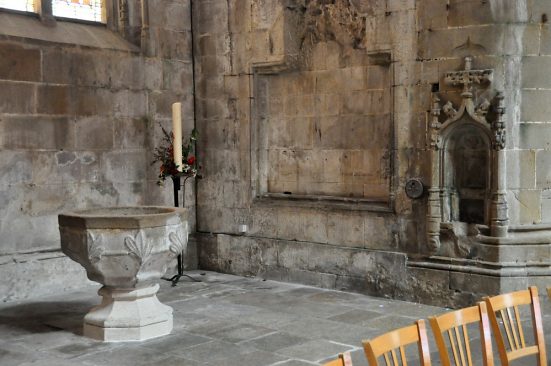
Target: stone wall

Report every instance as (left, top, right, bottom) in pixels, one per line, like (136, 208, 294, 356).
(258, 47, 392, 200)
(195, 0, 551, 308)
(408, 0, 551, 306)
(3, 0, 551, 307)
(518, 3, 551, 225)
(0, 0, 195, 301)
(195, 0, 421, 300)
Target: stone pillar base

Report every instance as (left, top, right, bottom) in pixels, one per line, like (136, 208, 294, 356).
(83, 284, 173, 342)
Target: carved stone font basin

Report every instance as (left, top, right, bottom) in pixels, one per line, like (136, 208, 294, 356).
(59, 206, 188, 342)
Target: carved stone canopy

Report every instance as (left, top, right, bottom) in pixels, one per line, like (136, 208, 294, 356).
(429, 57, 506, 151)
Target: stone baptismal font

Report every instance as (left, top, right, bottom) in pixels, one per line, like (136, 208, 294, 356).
(58, 207, 188, 342)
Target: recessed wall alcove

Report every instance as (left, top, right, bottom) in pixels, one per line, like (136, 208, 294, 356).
(250, 44, 395, 210)
(441, 122, 491, 225)
(426, 57, 509, 254)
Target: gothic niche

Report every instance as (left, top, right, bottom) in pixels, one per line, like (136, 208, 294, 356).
(443, 123, 490, 225)
(426, 57, 508, 255)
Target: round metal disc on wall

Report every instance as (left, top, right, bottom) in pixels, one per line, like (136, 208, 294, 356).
(405, 178, 424, 199)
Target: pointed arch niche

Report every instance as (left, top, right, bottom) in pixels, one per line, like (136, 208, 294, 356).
(426, 57, 508, 252)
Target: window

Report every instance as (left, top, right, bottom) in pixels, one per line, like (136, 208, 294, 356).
(52, 0, 105, 23)
(0, 0, 105, 24)
(0, 0, 36, 13)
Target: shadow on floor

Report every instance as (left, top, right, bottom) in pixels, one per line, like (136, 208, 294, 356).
(0, 300, 94, 336)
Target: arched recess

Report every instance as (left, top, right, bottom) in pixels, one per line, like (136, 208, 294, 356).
(440, 122, 492, 225)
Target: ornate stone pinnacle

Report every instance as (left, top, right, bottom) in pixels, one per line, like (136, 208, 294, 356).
(444, 57, 493, 98)
(464, 56, 473, 71)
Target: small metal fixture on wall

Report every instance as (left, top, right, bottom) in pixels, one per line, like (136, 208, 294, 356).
(405, 178, 424, 199)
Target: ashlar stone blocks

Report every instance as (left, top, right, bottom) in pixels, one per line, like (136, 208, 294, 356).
(0, 0, 197, 303)
(195, 0, 551, 308)
(257, 43, 393, 201)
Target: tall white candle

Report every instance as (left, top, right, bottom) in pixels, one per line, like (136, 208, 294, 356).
(172, 102, 183, 172)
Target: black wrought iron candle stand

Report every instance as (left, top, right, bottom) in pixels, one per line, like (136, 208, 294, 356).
(163, 175, 200, 286)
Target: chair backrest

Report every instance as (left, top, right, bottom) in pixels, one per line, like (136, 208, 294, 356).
(429, 302, 494, 366)
(484, 286, 546, 366)
(323, 352, 353, 366)
(363, 319, 431, 366)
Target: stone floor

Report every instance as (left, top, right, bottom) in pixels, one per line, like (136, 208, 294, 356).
(0, 271, 549, 366)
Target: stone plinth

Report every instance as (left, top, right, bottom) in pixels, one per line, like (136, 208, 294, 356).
(84, 285, 173, 342)
(59, 206, 188, 342)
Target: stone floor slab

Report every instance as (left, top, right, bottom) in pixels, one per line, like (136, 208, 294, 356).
(140, 331, 213, 352)
(327, 309, 385, 326)
(205, 349, 288, 366)
(8, 270, 536, 366)
(177, 340, 257, 363)
(240, 331, 310, 353)
(74, 345, 169, 366)
(276, 340, 355, 363)
(271, 361, 318, 366)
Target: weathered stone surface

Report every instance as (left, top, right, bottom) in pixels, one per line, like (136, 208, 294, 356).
(75, 117, 114, 150)
(101, 151, 147, 183)
(0, 2, 196, 302)
(0, 81, 36, 114)
(541, 190, 551, 223)
(519, 123, 551, 149)
(2, 0, 551, 308)
(521, 90, 551, 122)
(506, 149, 536, 189)
(0, 251, 93, 302)
(419, 24, 540, 60)
(149, 0, 191, 32)
(0, 42, 41, 82)
(191, 0, 551, 308)
(0, 116, 74, 150)
(522, 56, 551, 88)
(114, 118, 147, 149)
(540, 24, 551, 55)
(536, 151, 551, 189)
(32, 151, 101, 185)
(157, 29, 192, 61)
(0, 151, 33, 186)
(0, 12, 138, 50)
(257, 52, 392, 200)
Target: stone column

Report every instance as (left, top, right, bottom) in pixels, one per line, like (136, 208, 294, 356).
(427, 95, 442, 251)
(490, 92, 509, 237)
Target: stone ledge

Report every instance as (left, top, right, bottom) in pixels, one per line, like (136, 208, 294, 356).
(197, 233, 408, 298)
(0, 234, 199, 304)
(0, 12, 138, 52)
(254, 194, 394, 213)
(0, 248, 64, 265)
(0, 250, 96, 303)
(408, 257, 551, 277)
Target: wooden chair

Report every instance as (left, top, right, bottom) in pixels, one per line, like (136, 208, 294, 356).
(484, 286, 546, 366)
(429, 301, 494, 366)
(323, 352, 353, 366)
(363, 319, 431, 366)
